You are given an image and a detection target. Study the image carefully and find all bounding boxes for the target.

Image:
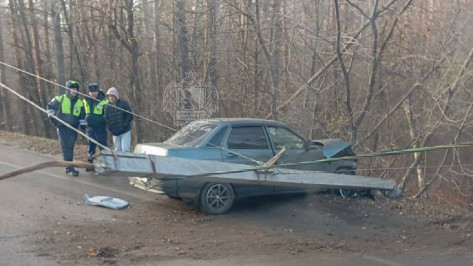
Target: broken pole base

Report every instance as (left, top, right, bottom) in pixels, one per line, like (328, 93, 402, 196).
(0, 161, 94, 180)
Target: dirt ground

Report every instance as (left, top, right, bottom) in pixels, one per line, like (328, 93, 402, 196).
(1, 131, 473, 265)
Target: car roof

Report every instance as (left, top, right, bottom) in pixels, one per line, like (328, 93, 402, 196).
(194, 118, 285, 125)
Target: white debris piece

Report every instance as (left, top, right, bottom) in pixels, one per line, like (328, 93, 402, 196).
(83, 194, 129, 210)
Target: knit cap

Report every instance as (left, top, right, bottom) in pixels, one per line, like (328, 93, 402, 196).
(106, 87, 119, 99)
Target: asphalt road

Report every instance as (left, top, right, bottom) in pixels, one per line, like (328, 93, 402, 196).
(0, 144, 472, 266)
(0, 144, 156, 266)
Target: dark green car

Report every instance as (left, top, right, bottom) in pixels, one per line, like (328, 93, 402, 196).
(131, 118, 357, 214)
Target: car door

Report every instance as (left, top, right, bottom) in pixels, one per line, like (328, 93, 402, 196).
(222, 125, 274, 165)
(265, 125, 327, 172)
(222, 125, 275, 196)
(265, 125, 328, 193)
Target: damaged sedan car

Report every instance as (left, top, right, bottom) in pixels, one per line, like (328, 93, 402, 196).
(130, 118, 357, 214)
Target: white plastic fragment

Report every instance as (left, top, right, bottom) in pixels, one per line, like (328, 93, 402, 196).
(83, 194, 129, 210)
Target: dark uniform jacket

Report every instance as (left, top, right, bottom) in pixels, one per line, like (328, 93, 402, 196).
(104, 99, 133, 136)
(47, 92, 85, 129)
(83, 90, 108, 130)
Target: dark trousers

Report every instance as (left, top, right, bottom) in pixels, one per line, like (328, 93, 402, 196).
(57, 127, 78, 172)
(87, 127, 107, 162)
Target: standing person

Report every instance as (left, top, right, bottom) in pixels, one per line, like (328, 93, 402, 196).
(83, 83, 109, 171)
(104, 87, 133, 152)
(47, 80, 86, 176)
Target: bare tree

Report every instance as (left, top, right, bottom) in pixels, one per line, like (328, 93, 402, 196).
(0, 13, 12, 131)
(205, 0, 219, 89)
(8, 0, 34, 135)
(29, 0, 52, 138)
(59, 0, 85, 80)
(52, 0, 65, 86)
(107, 0, 144, 142)
(225, 0, 283, 119)
(176, 0, 190, 80)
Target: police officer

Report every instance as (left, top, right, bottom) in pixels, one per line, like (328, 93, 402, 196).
(83, 83, 108, 171)
(47, 80, 86, 176)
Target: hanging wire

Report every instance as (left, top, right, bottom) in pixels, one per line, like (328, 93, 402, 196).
(0, 60, 177, 132)
(0, 82, 110, 151)
(0, 61, 265, 165)
(3, 61, 473, 170)
(354, 164, 473, 173)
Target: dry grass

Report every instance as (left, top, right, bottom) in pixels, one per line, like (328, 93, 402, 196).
(0, 130, 89, 162)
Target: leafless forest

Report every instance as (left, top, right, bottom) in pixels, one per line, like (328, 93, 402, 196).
(0, 0, 473, 202)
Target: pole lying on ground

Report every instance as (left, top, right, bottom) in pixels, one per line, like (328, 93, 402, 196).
(95, 150, 399, 193)
(0, 161, 94, 180)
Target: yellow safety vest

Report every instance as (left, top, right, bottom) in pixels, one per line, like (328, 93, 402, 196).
(84, 98, 109, 115)
(55, 95, 83, 117)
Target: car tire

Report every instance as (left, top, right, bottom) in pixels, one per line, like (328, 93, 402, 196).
(199, 183, 235, 215)
(336, 168, 360, 198)
(371, 186, 402, 201)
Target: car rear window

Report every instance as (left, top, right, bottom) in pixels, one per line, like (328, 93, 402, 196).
(165, 122, 218, 147)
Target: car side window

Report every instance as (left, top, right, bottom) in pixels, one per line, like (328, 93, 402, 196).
(226, 126, 269, 149)
(205, 126, 228, 147)
(267, 126, 305, 149)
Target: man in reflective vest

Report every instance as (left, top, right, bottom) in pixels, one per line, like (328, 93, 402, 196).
(83, 83, 108, 171)
(47, 80, 86, 176)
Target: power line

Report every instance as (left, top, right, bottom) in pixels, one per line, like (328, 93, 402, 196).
(0, 82, 110, 151)
(0, 61, 265, 165)
(0, 60, 178, 132)
(3, 61, 473, 171)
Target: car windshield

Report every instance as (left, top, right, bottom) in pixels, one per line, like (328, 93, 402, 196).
(165, 121, 218, 147)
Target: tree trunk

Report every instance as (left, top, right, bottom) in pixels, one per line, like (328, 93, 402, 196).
(176, 0, 190, 80)
(269, 0, 282, 120)
(0, 15, 12, 131)
(60, 0, 85, 80)
(231, 0, 283, 119)
(308, 0, 321, 139)
(334, 0, 355, 142)
(125, 0, 143, 143)
(9, 0, 32, 135)
(29, 0, 52, 138)
(142, 0, 158, 119)
(153, 0, 164, 134)
(403, 97, 426, 197)
(206, 0, 218, 89)
(16, 0, 42, 136)
(83, 3, 100, 82)
(52, 2, 65, 87)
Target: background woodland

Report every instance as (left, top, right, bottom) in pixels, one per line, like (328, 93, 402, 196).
(1, 0, 473, 202)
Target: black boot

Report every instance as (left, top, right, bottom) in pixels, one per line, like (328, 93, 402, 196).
(67, 169, 79, 176)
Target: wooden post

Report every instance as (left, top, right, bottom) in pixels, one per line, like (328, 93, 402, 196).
(0, 161, 94, 180)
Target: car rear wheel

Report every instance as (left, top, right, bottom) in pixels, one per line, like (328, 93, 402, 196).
(199, 183, 235, 215)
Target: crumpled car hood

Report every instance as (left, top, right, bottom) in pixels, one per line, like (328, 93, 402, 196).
(312, 138, 352, 158)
